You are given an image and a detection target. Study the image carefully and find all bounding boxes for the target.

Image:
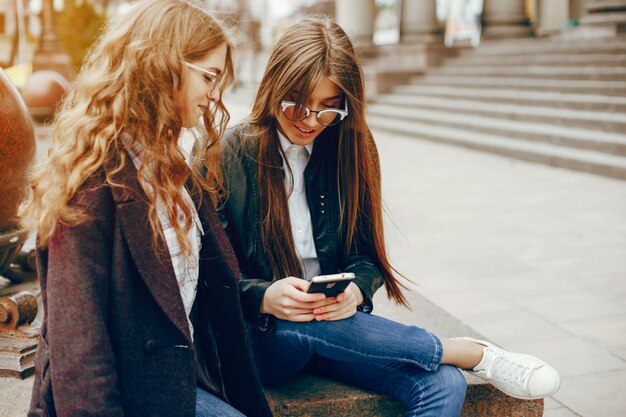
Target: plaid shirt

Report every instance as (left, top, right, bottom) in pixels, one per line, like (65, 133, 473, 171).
(124, 133, 203, 338)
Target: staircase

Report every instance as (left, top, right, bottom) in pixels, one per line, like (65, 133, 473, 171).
(367, 36, 626, 180)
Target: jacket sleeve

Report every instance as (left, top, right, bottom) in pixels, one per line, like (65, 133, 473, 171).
(342, 236, 385, 314)
(218, 205, 272, 324)
(222, 224, 273, 328)
(44, 180, 124, 416)
(218, 129, 273, 325)
(238, 274, 273, 328)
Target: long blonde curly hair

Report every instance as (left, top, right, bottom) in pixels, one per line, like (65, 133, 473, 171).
(21, 0, 234, 254)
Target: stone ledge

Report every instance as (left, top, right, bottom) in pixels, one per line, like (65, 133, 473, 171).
(364, 69, 424, 99)
(265, 373, 543, 417)
(362, 43, 461, 98)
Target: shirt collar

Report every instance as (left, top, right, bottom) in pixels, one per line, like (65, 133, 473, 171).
(277, 129, 314, 156)
(121, 131, 195, 168)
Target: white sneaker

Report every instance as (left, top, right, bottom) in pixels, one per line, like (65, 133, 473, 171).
(455, 337, 561, 400)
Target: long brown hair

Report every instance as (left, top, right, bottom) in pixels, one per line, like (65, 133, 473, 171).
(247, 17, 407, 305)
(21, 0, 234, 255)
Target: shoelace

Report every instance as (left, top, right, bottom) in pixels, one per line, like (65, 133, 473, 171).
(484, 349, 535, 390)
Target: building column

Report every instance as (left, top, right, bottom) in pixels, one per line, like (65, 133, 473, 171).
(400, 0, 442, 43)
(335, 0, 377, 46)
(536, 0, 570, 35)
(482, 0, 533, 38)
(32, 0, 72, 80)
(570, 0, 586, 20)
(1, 0, 17, 36)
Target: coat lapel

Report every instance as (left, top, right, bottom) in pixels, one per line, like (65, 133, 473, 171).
(186, 179, 239, 286)
(106, 158, 192, 343)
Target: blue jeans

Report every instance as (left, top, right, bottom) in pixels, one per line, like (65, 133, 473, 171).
(195, 387, 244, 417)
(248, 312, 467, 417)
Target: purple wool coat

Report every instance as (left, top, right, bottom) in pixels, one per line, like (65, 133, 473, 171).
(27, 157, 272, 417)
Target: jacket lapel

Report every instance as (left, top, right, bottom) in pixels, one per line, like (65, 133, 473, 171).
(106, 158, 192, 343)
(186, 179, 239, 286)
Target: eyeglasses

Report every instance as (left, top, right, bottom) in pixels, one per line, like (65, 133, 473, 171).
(280, 100, 349, 126)
(183, 61, 220, 95)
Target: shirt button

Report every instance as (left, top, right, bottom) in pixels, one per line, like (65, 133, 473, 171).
(144, 340, 157, 353)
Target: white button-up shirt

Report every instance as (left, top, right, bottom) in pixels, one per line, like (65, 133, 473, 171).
(124, 130, 203, 339)
(277, 130, 321, 279)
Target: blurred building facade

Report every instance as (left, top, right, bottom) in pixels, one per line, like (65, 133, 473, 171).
(357, 0, 626, 181)
(226, 0, 626, 181)
(225, 0, 625, 86)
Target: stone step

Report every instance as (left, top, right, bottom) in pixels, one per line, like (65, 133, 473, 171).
(391, 84, 626, 112)
(368, 101, 626, 156)
(433, 65, 626, 81)
(265, 373, 543, 417)
(366, 114, 626, 180)
(371, 95, 626, 133)
(445, 53, 626, 67)
(416, 75, 626, 95)
(264, 290, 544, 417)
(580, 10, 626, 26)
(458, 38, 626, 57)
(586, 0, 626, 11)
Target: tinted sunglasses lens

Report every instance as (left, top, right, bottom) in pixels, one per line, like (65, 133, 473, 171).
(283, 105, 307, 121)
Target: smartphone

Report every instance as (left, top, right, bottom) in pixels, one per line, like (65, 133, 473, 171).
(306, 272, 355, 297)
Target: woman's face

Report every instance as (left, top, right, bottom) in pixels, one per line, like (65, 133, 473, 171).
(178, 42, 227, 128)
(276, 77, 342, 147)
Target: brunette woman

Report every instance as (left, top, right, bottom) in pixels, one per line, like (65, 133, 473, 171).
(220, 17, 560, 417)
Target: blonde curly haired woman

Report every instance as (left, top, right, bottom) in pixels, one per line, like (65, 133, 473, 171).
(21, 1, 271, 416)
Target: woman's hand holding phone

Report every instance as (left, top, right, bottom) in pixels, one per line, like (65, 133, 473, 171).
(311, 282, 363, 321)
(260, 277, 337, 322)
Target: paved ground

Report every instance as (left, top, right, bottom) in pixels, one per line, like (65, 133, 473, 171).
(1, 90, 624, 416)
(371, 130, 626, 417)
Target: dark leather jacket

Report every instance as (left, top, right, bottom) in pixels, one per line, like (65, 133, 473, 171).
(219, 124, 384, 329)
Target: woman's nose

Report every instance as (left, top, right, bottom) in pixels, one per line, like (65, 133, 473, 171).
(207, 88, 219, 102)
(301, 111, 319, 127)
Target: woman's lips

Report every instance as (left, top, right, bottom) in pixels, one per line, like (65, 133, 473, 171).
(198, 104, 208, 113)
(293, 124, 315, 136)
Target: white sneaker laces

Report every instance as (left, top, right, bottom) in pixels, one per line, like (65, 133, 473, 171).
(484, 348, 535, 390)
